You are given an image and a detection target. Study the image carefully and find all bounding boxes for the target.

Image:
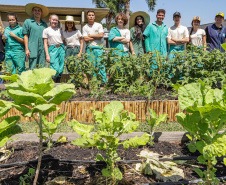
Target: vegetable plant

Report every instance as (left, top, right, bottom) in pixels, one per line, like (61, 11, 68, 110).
(68, 101, 149, 181)
(0, 68, 76, 185)
(146, 108, 168, 146)
(175, 81, 226, 185)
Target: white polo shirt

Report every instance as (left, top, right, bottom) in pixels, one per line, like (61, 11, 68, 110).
(118, 27, 130, 52)
(63, 30, 82, 46)
(190, 29, 206, 47)
(42, 27, 63, 46)
(82, 22, 104, 46)
(167, 25, 189, 46)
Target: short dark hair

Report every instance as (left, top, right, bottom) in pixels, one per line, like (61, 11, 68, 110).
(157, 9, 166, 15)
(32, 6, 43, 12)
(87, 10, 95, 15)
(115, 13, 128, 26)
(7, 14, 19, 24)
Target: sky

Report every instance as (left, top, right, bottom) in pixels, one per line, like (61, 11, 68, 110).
(0, 0, 225, 27)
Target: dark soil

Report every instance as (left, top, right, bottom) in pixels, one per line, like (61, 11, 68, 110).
(0, 86, 177, 102)
(0, 141, 225, 185)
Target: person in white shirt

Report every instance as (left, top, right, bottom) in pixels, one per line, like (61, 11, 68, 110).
(83, 10, 107, 83)
(189, 16, 206, 50)
(167, 12, 189, 60)
(108, 13, 130, 56)
(60, 15, 83, 73)
(43, 14, 65, 81)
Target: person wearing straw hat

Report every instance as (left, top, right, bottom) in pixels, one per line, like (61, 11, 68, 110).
(83, 10, 107, 83)
(108, 13, 130, 57)
(60, 15, 83, 73)
(205, 12, 226, 52)
(143, 9, 168, 57)
(129, 11, 150, 56)
(43, 14, 65, 82)
(22, 3, 49, 70)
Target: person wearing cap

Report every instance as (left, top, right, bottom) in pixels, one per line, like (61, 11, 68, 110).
(129, 11, 150, 56)
(3, 14, 25, 74)
(143, 9, 168, 57)
(205, 12, 226, 52)
(108, 13, 130, 57)
(60, 15, 83, 73)
(43, 14, 65, 82)
(167, 12, 189, 60)
(189, 16, 206, 50)
(22, 3, 49, 70)
(83, 10, 107, 83)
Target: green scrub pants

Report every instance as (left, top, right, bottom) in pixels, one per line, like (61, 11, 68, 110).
(65, 45, 80, 73)
(168, 45, 184, 79)
(5, 46, 25, 74)
(86, 46, 107, 83)
(49, 44, 65, 76)
(29, 48, 46, 70)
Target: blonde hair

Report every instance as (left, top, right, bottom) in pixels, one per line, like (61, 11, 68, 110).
(0, 20, 4, 34)
(49, 14, 59, 20)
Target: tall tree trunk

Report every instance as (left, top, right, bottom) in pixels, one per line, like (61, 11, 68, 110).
(124, 0, 130, 29)
(106, 12, 113, 31)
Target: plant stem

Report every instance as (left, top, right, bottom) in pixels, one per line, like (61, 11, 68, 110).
(33, 113, 43, 185)
(206, 160, 212, 185)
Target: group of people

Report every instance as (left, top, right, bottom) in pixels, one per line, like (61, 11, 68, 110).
(0, 3, 226, 83)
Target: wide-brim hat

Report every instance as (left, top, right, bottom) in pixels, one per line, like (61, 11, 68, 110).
(59, 15, 80, 25)
(129, 11, 150, 27)
(25, 3, 49, 18)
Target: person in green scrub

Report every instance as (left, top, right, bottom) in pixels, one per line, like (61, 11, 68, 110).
(129, 11, 150, 56)
(43, 15, 65, 82)
(22, 3, 49, 70)
(60, 15, 83, 73)
(108, 13, 130, 57)
(143, 9, 168, 57)
(3, 14, 25, 74)
(83, 10, 107, 83)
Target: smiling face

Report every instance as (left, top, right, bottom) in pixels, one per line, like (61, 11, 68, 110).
(192, 20, 200, 27)
(173, 15, 181, 24)
(66, 21, 74, 29)
(215, 15, 224, 25)
(49, 15, 59, 28)
(136, 16, 143, 26)
(32, 7, 43, 19)
(156, 12, 165, 22)
(117, 16, 124, 26)
(8, 15, 17, 28)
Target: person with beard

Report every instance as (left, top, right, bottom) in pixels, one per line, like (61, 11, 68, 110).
(3, 14, 25, 74)
(108, 13, 130, 56)
(143, 9, 168, 57)
(129, 11, 150, 56)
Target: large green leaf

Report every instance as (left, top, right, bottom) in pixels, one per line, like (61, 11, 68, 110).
(69, 119, 94, 137)
(122, 119, 139, 133)
(17, 68, 56, 96)
(32, 104, 59, 116)
(0, 74, 18, 82)
(123, 133, 150, 149)
(0, 100, 14, 118)
(103, 101, 124, 123)
(0, 116, 20, 134)
(43, 84, 75, 104)
(71, 136, 96, 147)
(8, 89, 47, 106)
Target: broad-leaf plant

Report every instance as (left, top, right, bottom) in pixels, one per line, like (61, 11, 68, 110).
(68, 101, 149, 181)
(175, 81, 226, 185)
(0, 68, 76, 185)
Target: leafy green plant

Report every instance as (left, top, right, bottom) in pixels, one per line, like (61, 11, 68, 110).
(68, 101, 149, 181)
(0, 68, 76, 185)
(146, 108, 168, 146)
(19, 168, 35, 185)
(42, 113, 67, 150)
(175, 81, 226, 185)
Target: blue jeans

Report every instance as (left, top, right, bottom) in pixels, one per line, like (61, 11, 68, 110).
(0, 52, 5, 84)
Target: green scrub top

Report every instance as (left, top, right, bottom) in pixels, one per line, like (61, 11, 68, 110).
(130, 27, 145, 56)
(22, 18, 47, 58)
(143, 21, 168, 57)
(4, 25, 24, 49)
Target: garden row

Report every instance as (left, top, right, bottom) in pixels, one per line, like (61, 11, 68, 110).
(0, 68, 226, 184)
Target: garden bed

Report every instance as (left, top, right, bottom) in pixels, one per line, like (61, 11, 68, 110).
(1, 141, 225, 185)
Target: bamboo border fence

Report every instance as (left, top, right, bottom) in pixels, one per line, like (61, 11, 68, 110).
(2, 100, 182, 123)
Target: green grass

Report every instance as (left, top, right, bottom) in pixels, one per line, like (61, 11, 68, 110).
(17, 121, 186, 133)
